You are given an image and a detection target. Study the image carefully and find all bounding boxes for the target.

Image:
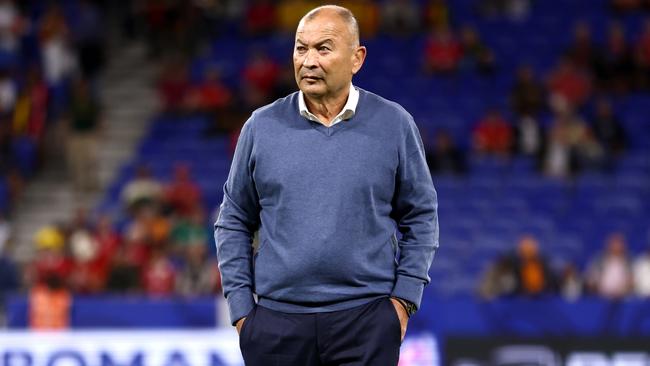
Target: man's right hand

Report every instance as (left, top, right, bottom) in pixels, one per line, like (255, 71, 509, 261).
(235, 317, 246, 334)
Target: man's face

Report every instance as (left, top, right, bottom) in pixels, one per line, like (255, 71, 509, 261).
(293, 12, 364, 100)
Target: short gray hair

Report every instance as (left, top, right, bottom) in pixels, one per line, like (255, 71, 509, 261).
(300, 5, 360, 48)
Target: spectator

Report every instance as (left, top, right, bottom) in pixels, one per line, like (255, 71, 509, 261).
(633, 244, 650, 297)
(241, 50, 280, 108)
(635, 18, 650, 90)
(29, 225, 72, 289)
(120, 164, 163, 214)
(547, 57, 593, 108)
(423, 0, 450, 30)
(566, 21, 601, 74)
(513, 115, 544, 160)
(176, 242, 221, 297)
(600, 22, 635, 93)
(164, 163, 203, 218)
(65, 77, 101, 192)
(12, 67, 48, 143)
(542, 95, 586, 178)
(170, 207, 208, 250)
(513, 235, 555, 296)
(559, 263, 583, 301)
(472, 108, 513, 156)
(244, 0, 277, 36)
(591, 99, 626, 156)
(574, 128, 606, 173)
(425, 129, 466, 175)
(586, 233, 634, 299)
(380, 0, 420, 37)
(74, 0, 105, 81)
(478, 254, 517, 300)
(0, 0, 25, 55)
(423, 25, 462, 75)
(142, 246, 176, 297)
(186, 67, 232, 116)
(511, 65, 545, 117)
(39, 4, 76, 87)
(459, 25, 495, 75)
(157, 58, 190, 114)
(68, 226, 104, 293)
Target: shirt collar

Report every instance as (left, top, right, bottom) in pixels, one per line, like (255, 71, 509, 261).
(298, 83, 359, 124)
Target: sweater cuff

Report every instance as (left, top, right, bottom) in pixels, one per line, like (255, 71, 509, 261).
(391, 275, 425, 310)
(226, 288, 256, 326)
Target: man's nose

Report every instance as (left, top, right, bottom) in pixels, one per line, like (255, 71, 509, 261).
(302, 49, 318, 68)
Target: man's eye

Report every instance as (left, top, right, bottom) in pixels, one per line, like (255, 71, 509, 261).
(319, 47, 330, 52)
(296, 46, 306, 52)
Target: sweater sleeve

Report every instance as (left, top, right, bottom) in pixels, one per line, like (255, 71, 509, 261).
(214, 118, 260, 325)
(390, 112, 439, 311)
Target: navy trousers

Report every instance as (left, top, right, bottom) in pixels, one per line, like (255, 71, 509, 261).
(238, 296, 402, 366)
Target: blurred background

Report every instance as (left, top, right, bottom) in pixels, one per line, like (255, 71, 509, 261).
(0, 0, 648, 365)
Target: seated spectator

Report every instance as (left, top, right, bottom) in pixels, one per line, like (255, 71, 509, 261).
(242, 50, 280, 108)
(164, 163, 203, 218)
(69, 227, 104, 294)
(157, 58, 190, 114)
(29, 225, 72, 289)
(633, 243, 650, 297)
(566, 21, 601, 74)
(478, 254, 517, 300)
(635, 18, 650, 90)
(176, 242, 221, 297)
(559, 262, 583, 301)
(423, 0, 450, 30)
(542, 95, 587, 178)
(510, 65, 545, 117)
(12, 67, 48, 144)
(380, 0, 420, 37)
(459, 25, 495, 75)
(120, 164, 163, 214)
(586, 233, 633, 299)
(547, 57, 593, 108)
(600, 22, 635, 93)
(513, 235, 555, 296)
(425, 129, 466, 175)
(142, 246, 176, 297)
(186, 67, 232, 116)
(423, 25, 462, 75)
(244, 0, 277, 36)
(170, 207, 208, 250)
(592, 98, 626, 155)
(513, 115, 545, 160)
(472, 109, 513, 156)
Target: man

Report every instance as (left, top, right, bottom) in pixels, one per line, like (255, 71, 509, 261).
(215, 5, 438, 365)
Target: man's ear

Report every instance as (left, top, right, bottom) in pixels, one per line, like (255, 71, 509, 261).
(351, 46, 367, 75)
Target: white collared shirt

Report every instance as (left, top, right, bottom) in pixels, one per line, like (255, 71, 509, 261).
(298, 83, 359, 126)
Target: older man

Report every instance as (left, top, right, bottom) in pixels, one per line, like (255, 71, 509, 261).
(215, 5, 438, 365)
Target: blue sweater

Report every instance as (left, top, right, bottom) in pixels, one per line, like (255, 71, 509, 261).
(215, 88, 439, 325)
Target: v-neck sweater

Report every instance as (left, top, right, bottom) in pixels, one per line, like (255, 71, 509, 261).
(215, 88, 439, 325)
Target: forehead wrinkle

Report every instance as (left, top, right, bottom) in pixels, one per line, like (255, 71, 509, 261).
(297, 20, 351, 46)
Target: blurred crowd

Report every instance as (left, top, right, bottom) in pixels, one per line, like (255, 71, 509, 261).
(0, 0, 648, 327)
(0, 0, 106, 216)
(480, 232, 650, 301)
(20, 162, 221, 328)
